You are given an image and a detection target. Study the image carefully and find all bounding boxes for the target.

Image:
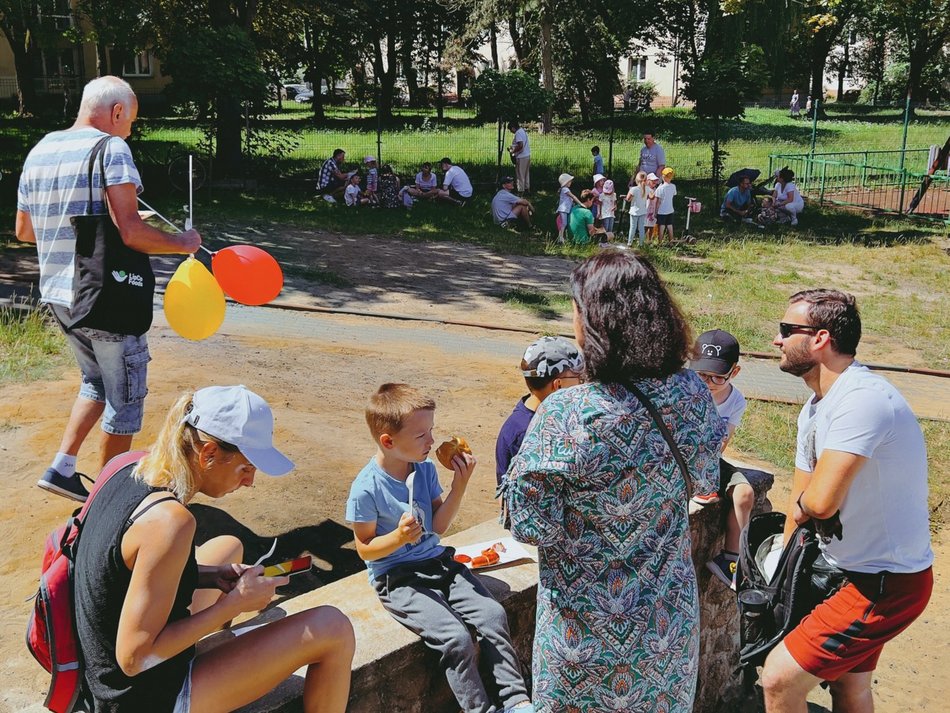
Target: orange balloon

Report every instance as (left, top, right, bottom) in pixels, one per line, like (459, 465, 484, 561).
(211, 245, 283, 305)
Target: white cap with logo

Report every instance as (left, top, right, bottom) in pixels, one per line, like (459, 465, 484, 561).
(184, 385, 294, 476)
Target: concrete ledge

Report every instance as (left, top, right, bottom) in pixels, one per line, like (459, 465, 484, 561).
(200, 520, 538, 713)
(203, 461, 774, 713)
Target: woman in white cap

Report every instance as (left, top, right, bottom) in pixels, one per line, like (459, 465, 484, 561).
(73, 385, 355, 713)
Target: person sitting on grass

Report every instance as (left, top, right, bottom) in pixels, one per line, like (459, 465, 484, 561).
(346, 383, 534, 713)
(406, 161, 440, 201)
(344, 172, 370, 207)
(568, 190, 607, 245)
(317, 148, 353, 203)
(495, 336, 584, 488)
(378, 164, 402, 209)
(491, 176, 535, 229)
(687, 330, 752, 591)
(720, 176, 756, 223)
(436, 157, 473, 207)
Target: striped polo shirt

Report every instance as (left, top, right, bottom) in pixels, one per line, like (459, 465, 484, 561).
(17, 128, 142, 307)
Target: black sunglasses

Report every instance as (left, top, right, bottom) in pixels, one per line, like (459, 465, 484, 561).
(779, 322, 820, 339)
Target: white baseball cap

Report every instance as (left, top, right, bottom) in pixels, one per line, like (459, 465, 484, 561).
(184, 385, 294, 476)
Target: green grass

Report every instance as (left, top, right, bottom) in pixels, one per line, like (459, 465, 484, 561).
(0, 305, 68, 384)
(102, 104, 950, 186)
(731, 400, 950, 530)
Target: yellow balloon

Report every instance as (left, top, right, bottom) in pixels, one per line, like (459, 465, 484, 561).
(163, 257, 226, 341)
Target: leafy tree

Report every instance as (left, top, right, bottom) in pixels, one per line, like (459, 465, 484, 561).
(469, 68, 552, 122)
(0, 0, 67, 115)
(681, 44, 764, 203)
(882, 0, 950, 109)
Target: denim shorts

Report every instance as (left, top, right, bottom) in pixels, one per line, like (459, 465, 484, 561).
(173, 659, 193, 713)
(50, 305, 151, 435)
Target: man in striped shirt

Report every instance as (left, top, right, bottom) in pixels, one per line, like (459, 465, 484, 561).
(16, 76, 201, 503)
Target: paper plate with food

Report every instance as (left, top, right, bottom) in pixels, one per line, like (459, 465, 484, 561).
(452, 537, 533, 571)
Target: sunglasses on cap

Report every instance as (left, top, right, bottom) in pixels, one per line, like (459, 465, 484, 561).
(779, 322, 820, 339)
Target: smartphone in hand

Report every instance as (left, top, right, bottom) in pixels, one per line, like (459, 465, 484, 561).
(262, 556, 312, 578)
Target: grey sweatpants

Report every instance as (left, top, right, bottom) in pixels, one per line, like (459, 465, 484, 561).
(373, 549, 529, 713)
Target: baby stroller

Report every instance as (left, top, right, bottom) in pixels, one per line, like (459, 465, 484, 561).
(681, 197, 701, 243)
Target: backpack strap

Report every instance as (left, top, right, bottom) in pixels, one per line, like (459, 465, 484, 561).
(75, 450, 149, 522)
(625, 381, 693, 501)
(128, 495, 180, 526)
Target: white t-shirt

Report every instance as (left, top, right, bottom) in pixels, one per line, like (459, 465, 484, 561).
(344, 183, 362, 206)
(795, 362, 933, 574)
(415, 171, 438, 190)
(654, 181, 677, 215)
(715, 384, 747, 430)
(557, 186, 574, 214)
(512, 127, 530, 159)
(774, 180, 804, 211)
(599, 192, 616, 219)
(625, 185, 650, 216)
(442, 165, 473, 198)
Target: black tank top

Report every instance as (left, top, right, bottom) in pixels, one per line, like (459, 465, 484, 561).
(74, 464, 198, 712)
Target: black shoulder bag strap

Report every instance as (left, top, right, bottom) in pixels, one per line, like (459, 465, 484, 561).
(625, 381, 693, 501)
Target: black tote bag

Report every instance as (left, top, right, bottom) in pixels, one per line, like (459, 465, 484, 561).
(66, 135, 154, 336)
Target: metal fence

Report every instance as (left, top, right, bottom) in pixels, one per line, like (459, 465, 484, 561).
(769, 149, 950, 221)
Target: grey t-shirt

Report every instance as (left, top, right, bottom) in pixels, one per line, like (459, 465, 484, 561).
(638, 143, 666, 174)
(491, 189, 521, 223)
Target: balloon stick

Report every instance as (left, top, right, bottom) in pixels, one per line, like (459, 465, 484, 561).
(137, 197, 213, 256)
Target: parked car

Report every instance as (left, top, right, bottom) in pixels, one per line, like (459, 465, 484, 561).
(283, 83, 309, 100)
(294, 88, 314, 103)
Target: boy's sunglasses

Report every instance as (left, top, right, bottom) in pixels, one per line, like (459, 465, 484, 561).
(697, 372, 731, 386)
(779, 322, 820, 339)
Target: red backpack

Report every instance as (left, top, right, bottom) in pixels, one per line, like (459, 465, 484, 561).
(26, 451, 147, 713)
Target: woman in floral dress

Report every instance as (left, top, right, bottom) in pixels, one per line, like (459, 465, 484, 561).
(506, 251, 725, 712)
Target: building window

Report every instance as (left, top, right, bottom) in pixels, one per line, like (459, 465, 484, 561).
(123, 51, 152, 78)
(627, 57, 647, 83)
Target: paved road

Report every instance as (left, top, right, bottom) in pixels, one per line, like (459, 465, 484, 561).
(207, 302, 950, 422)
(3, 278, 948, 422)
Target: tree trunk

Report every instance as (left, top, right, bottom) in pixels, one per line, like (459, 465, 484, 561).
(540, 14, 554, 134)
(372, 33, 396, 122)
(402, 40, 419, 107)
(96, 43, 109, 76)
(215, 96, 243, 173)
(489, 25, 499, 71)
(508, 12, 523, 68)
(577, 80, 591, 126)
(456, 71, 468, 106)
(303, 21, 325, 121)
(906, 44, 927, 114)
(10, 40, 39, 116)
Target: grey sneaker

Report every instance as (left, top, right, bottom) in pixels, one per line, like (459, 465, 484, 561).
(37, 468, 90, 503)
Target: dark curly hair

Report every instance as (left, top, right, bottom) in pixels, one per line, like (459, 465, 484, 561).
(570, 251, 691, 383)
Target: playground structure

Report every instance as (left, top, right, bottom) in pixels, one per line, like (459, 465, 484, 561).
(769, 144, 950, 223)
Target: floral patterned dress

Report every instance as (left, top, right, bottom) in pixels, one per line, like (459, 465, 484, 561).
(506, 373, 724, 713)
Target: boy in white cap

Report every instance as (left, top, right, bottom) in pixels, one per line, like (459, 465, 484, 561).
(556, 173, 582, 244)
(364, 155, 379, 205)
(495, 336, 584, 485)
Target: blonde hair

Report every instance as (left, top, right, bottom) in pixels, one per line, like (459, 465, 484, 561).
(134, 392, 239, 501)
(365, 383, 436, 441)
(635, 171, 648, 197)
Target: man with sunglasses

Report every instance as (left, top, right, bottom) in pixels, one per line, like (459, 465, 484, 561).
(762, 289, 933, 713)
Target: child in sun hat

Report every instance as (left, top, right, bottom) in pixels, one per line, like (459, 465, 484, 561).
(599, 179, 617, 242)
(363, 155, 379, 205)
(590, 173, 606, 221)
(556, 173, 581, 244)
(644, 172, 660, 242)
(655, 166, 677, 243)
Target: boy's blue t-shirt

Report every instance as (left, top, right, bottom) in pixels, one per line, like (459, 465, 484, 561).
(345, 458, 445, 580)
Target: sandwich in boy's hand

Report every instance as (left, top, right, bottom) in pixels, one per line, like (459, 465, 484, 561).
(436, 436, 472, 470)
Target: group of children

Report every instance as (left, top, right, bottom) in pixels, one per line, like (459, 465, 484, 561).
(556, 147, 680, 247)
(343, 324, 751, 713)
(344, 156, 404, 208)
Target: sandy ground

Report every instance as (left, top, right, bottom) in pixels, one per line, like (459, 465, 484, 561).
(0, 229, 947, 712)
